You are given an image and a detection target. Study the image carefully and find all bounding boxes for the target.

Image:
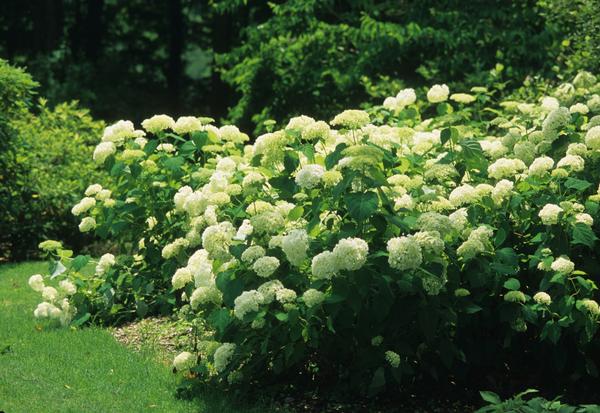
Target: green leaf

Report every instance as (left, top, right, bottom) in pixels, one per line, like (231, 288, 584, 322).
(208, 308, 232, 336)
(585, 201, 599, 215)
(344, 192, 379, 221)
(179, 140, 196, 157)
(275, 312, 288, 322)
(332, 172, 354, 199)
(143, 139, 159, 154)
(70, 255, 90, 272)
(50, 261, 67, 279)
(368, 367, 386, 396)
(288, 206, 304, 221)
(136, 300, 149, 317)
(325, 294, 346, 304)
(269, 176, 297, 198)
(325, 143, 348, 169)
(300, 144, 315, 162)
(503, 278, 520, 290)
(494, 228, 507, 247)
(460, 139, 483, 158)
(464, 304, 482, 314)
(110, 161, 126, 176)
(284, 150, 300, 174)
(479, 391, 501, 405)
(163, 156, 185, 171)
(216, 272, 244, 307)
(440, 127, 458, 145)
(191, 131, 208, 149)
(71, 312, 91, 327)
(565, 177, 592, 192)
(572, 223, 598, 248)
(541, 320, 561, 344)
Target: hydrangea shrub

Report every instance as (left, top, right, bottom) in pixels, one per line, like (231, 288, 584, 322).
(32, 71, 600, 394)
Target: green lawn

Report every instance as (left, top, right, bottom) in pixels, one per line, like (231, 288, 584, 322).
(0, 262, 279, 413)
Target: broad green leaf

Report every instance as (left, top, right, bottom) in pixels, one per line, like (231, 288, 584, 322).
(344, 191, 379, 221)
(136, 300, 149, 317)
(191, 130, 208, 149)
(275, 312, 288, 321)
(179, 140, 196, 157)
(503, 278, 520, 291)
(269, 176, 297, 198)
(163, 156, 185, 171)
(440, 127, 458, 145)
(479, 391, 501, 405)
(368, 367, 386, 396)
(325, 143, 348, 169)
(572, 223, 598, 248)
(565, 177, 592, 192)
(284, 150, 300, 174)
(70, 255, 90, 272)
(288, 206, 304, 221)
(71, 312, 91, 327)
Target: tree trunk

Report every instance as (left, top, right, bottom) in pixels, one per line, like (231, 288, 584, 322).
(167, 0, 184, 114)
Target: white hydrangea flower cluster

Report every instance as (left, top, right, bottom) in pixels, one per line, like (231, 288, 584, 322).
(550, 256, 575, 274)
(332, 237, 369, 271)
(252, 256, 280, 278)
(311, 251, 338, 280)
(201, 222, 235, 261)
(487, 158, 526, 180)
(585, 126, 600, 150)
(387, 236, 423, 271)
(538, 204, 563, 225)
(528, 156, 554, 176)
(173, 116, 202, 134)
(330, 110, 370, 129)
(96, 253, 116, 276)
(556, 154, 585, 171)
(71, 197, 96, 216)
(382, 88, 417, 111)
(162, 238, 190, 259)
(173, 351, 196, 371)
(142, 114, 175, 133)
(457, 226, 494, 260)
(490, 179, 514, 205)
(213, 343, 236, 372)
(427, 84, 450, 103)
(295, 164, 325, 189)
(234, 290, 264, 319)
(281, 229, 309, 266)
(78, 216, 96, 232)
(302, 289, 325, 308)
(542, 107, 571, 140)
(581, 299, 600, 317)
(533, 292, 552, 305)
(241, 245, 266, 263)
(29, 274, 77, 326)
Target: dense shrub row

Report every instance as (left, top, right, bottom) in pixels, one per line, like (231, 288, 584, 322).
(31, 71, 600, 397)
(219, 0, 561, 133)
(0, 60, 105, 260)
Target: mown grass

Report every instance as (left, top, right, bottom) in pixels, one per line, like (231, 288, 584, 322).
(0, 261, 281, 413)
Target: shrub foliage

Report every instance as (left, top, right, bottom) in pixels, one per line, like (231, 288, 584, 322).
(0, 60, 105, 260)
(32, 71, 600, 396)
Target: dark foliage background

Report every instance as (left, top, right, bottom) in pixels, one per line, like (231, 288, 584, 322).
(1, 0, 597, 132)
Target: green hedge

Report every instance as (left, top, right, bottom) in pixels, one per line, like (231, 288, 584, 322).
(218, 0, 560, 133)
(0, 60, 105, 260)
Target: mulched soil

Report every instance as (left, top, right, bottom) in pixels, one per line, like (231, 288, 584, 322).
(111, 317, 479, 412)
